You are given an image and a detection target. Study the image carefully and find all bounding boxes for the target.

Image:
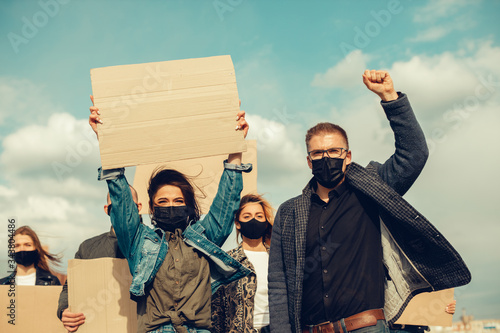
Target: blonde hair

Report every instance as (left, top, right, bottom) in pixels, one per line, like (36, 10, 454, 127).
(235, 194, 274, 245)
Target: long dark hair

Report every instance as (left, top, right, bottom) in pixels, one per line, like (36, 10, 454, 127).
(147, 168, 201, 222)
(14, 226, 61, 272)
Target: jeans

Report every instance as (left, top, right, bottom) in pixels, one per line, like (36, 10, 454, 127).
(148, 324, 211, 333)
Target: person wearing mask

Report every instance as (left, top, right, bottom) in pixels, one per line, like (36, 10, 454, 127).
(89, 96, 252, 333)
(1, 226, 61, 286)
(268, 70, 471, 333)
(57, 186, 142, 332)
(212, 194, 274, 333)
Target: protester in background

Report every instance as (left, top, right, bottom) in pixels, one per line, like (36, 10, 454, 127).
(212, 193, 274, 333)
(89, 96, 252, 333)
(57, 186, 142, 332)
(0, 226, 61, 286)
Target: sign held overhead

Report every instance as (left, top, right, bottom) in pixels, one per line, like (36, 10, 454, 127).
(91, 55, 246, 169)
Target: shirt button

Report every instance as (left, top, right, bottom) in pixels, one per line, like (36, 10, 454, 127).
(175, 281, 179, 284)
(175, 259, 179, 262)
(321, 226, 324, 230)
(323, 206, 327, 210)
(323, 269, 328, 274)
(174, 247, 178, 250)
(174, 302, 178, 306)
(321, 246, 326, 251)
(325, 294, 329, 298)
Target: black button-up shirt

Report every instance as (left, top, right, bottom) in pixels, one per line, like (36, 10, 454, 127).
(301, 181, 384, 325)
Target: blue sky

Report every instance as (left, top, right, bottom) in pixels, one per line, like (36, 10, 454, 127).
(1, 0, 499, 321)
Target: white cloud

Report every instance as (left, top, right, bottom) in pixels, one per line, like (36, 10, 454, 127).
(413, 0, 474, 23)
(389, 41, 500, 127)
(1, 112, 101, 180)
(0, 109, 108, 272)
(0, 77, 64, 127)
(311, 50, 370, 89)
(246, 114, 311, 205)
(409, 26, 450, 42)
(409, 17, 476, 43)
(0, 185, 18, 198)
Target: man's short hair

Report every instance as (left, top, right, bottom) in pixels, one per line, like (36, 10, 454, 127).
(305, 122, 349, 150)
(106, 185, 139, 204)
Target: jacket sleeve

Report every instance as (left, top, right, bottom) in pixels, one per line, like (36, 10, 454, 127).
(372, 93, 429, 196)
(98, 167, 140, 260)
(268, 207, 293, 333)
(57, 280, 68, 320)
(57, 242, 84, 320)
(198, 161, 252, 247)
(211, 285, 226, 333)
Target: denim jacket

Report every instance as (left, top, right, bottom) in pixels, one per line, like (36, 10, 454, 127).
(98, 161, 253, 297)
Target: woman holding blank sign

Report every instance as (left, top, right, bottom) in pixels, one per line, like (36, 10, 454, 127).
(89, 96, 252, 333)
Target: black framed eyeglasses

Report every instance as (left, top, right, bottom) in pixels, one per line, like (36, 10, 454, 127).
(308, 147, 348, 160)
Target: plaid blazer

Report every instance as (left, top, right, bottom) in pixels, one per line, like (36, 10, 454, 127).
(268, 94, 471, 333)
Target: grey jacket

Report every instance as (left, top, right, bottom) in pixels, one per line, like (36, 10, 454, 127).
(268, 93, 471, 333)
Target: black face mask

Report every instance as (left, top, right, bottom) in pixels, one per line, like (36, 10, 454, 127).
(238, 218, 268, 240)
(152, 206, 194, 233)
(311, 157, 345, 189)
(14, 250, 39, 267)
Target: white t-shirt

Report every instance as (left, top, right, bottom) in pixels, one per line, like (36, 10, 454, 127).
(15, 272, 36, 286)
(244, 249, 270, 330)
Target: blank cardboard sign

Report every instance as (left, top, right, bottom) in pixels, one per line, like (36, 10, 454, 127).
(68, 258, 137, 333)
(0, 285, 66, 332)
(91, 55, 247, 169)
(133, 140, 257, 215)
(395, 288, 454, 327)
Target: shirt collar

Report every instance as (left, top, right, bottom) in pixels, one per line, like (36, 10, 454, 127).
(310, 179, 348, 202)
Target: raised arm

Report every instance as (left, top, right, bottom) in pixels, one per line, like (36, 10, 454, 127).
(362, 70, 429, 195)
(197, 107, 251, 246)
(227, 105, 249, 165)
(89, 95, 141, 259)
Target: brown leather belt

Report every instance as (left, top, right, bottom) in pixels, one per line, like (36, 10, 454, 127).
(302, 309, 385, 333)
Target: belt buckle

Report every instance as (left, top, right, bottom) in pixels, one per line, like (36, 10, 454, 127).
(317, 321, 331, 333)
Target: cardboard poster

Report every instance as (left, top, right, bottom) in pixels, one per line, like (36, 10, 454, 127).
(133, 140, 258, 215)
(395, 288, 454, 327)
(0, 285, 66, 332)
(91, 55, 247, 169)
(68, 258, 137, 333)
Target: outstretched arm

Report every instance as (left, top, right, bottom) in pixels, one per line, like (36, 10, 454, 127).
(362, 70, 429, 195)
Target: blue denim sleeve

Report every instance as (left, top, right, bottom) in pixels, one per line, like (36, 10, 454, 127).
(198, 161, 252, 247)
(97, 167, 140, 260)
(371, 92, 429, 196)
